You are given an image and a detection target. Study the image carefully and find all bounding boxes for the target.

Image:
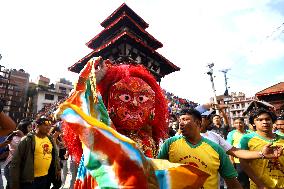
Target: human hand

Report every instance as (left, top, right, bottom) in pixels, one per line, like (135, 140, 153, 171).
(212, 103, 228, 110)
(262, 143, 283, 159)
(94, 57, 109, 84)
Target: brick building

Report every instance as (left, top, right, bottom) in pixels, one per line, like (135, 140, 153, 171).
(0, 66, 30, 122)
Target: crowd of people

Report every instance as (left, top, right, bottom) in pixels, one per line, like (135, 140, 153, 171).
(36, 98, 67, 119)
(164, 90, 198, 115)
(0, 80, 283, 188)
(162, 101, 284, 189)
(163, 90, 198, 137)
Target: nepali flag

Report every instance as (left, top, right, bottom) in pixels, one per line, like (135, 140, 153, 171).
(56, 57, 209, 189)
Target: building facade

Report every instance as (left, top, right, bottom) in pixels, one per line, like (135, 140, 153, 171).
(0, 66, 30, 122)
(228, 92, 256, 124)
(31, 76, 73, 113)
(212, 92, 255, 125)
(55, 78, 73, 95)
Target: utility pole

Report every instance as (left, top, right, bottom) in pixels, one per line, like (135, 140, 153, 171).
(220, 68, 232, 125)
(220, 69, 231, 96)
(206, 63, 219, 113)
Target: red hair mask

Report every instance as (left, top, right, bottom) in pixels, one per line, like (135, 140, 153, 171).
(108, 77, 155, 131)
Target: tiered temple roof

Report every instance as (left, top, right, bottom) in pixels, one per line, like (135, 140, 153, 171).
(69, 3, 180, 81)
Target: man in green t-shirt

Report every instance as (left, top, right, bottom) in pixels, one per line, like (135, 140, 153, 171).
(240, 102, 284, 189)
(158, 108, 242, 189)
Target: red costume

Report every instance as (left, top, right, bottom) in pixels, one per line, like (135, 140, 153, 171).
(63, 61, 168, 163)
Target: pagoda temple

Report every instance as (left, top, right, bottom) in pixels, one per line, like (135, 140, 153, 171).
(69, 3, 180, 82)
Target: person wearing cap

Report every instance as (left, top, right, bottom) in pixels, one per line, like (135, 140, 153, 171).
(240, 101, 284, 189)
(158, 108, 242, 189)
(196, 103, 231, 139)
(9, 117, 61, 189)
(275, 114, 284, 136)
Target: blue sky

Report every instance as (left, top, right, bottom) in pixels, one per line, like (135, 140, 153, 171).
(0, 0, 283, 104)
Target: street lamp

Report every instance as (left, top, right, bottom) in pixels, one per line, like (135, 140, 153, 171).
(206, 63, 218, 106)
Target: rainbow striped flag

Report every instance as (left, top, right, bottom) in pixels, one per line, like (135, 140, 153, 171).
(56, 57, 209, 189)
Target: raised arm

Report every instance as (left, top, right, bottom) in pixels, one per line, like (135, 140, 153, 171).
(216, 104, 229, 125)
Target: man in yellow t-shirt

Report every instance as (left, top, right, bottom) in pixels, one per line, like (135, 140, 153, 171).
(10, 117, 61, 189)
(240, 103, 284, 189)
(34, 134, 53, 177)
(158, 108, 242, 189)
(227, 117, 249, 188)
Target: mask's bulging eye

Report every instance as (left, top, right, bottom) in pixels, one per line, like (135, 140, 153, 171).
(119, 94, 131, 102)
(138, 95, 149, 103)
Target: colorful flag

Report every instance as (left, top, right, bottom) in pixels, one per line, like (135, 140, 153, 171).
(56, 57, 209, 189)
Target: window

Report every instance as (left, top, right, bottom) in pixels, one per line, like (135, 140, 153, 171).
(45, 94, 54, 100)
(59, 87, 66, 91)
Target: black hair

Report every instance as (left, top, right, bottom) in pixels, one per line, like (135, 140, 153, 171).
(249, 108, 277, 125)
(17, 118, 32, 135)
(233, 117, 244, 122)
(277, 114, 284, 121)
(179, 108, 202, 121)
(212, 114, 221, 119)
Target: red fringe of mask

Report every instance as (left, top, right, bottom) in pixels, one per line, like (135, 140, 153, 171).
(62, 121, 83, 164)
